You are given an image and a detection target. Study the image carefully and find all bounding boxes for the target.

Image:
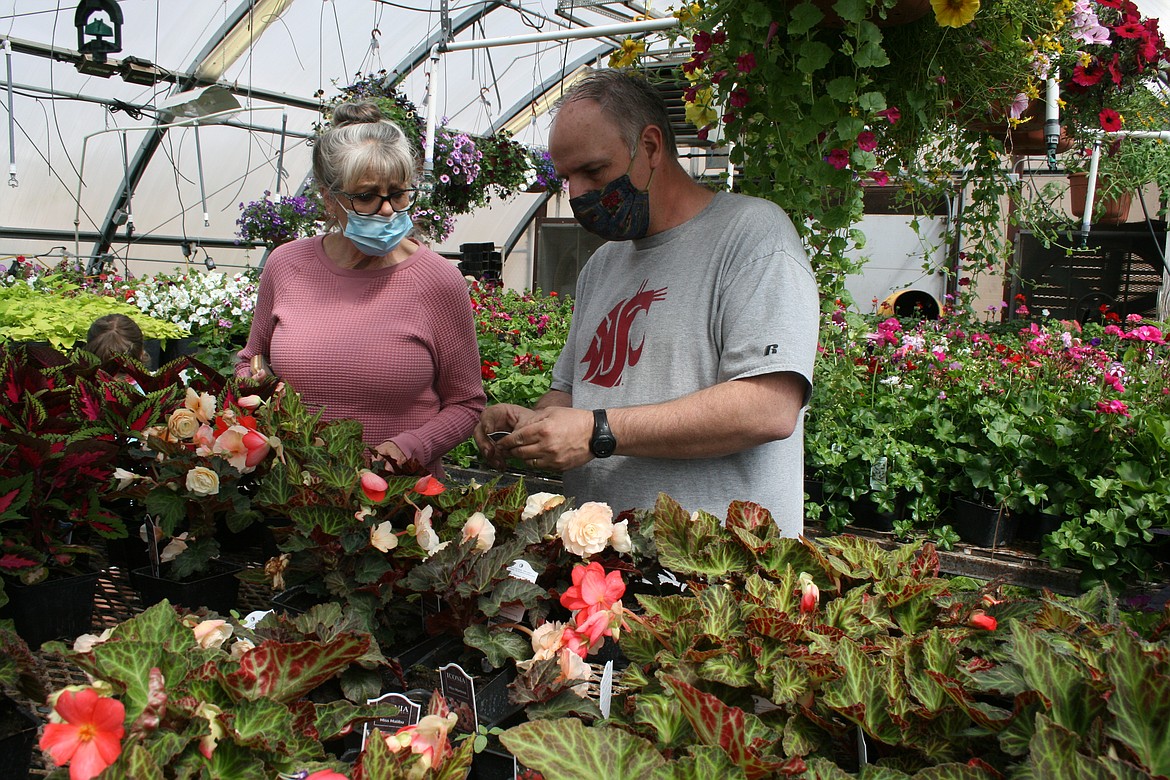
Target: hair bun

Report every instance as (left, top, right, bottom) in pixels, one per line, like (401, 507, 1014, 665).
(331, 101, 385, 128)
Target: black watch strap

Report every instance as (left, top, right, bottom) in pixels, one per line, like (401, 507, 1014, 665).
(590, 408, 617, 458)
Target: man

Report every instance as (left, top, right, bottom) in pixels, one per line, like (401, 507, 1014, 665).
(474, 69, 818, 534)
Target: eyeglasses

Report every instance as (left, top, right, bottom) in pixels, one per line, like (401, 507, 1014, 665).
(333, 188, 418, 216)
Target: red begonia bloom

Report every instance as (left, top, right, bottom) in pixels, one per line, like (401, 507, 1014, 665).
(40, 688, 126, 780)
(970, 611, 997, 631)
(360, 470, 388, 503)
(800, 580, 819, 614)
(560, 561, 626, 621)
(413, 475, 445, 496)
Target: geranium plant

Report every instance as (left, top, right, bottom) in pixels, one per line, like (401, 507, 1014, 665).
(38, 600, 400, 779)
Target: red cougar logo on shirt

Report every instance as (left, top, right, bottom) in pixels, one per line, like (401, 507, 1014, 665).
(581, 279, 667, 387)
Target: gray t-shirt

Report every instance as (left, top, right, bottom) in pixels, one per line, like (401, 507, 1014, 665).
(551, 191, 819, 534)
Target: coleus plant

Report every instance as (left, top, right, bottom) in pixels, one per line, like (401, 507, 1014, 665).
(500, 494, 1170, 778)
(0, 344, 124, 598)
(40, 600, 401, 779)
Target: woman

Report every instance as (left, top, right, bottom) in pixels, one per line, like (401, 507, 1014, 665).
(236, 101, 484, 477)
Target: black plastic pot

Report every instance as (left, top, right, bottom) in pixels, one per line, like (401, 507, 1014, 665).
(951, 498, 1017, 547)
(1013, 511, 1064, 543)
(0, 569, 100, 648)
(0, 696, 38, 780)
(130, 559, 242, 613)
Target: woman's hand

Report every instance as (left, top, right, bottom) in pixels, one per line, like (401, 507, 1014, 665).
(249, 355, 273, 380)
(375, 440, 407, 467)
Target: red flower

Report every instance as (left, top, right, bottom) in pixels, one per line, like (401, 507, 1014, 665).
(692, 31, 712, 53)
(874, 106, 901, 124)
(413, 475, 445, 496)
(825, 149, 850, 170)
(856, 131, 877, 152)
(735, 52, 757, 74)
(360, 470, 388, 503)
(306, 771, 351, 780)
(40, 688, 126, 780)
(868, 170, 890, 186)
(481, 360, 499, 381)
(799, 578, 819, 614)
(1099, 108, 1123, 131)
(970, 611, 997, 631)
(1114, 20, 1147, 38)
(1072, 60, 1105, 87)
(560, 561, 626, 621)
(728, 88, 750, 108)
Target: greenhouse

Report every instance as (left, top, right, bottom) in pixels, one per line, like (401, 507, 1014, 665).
(2, 0, 1170, 778)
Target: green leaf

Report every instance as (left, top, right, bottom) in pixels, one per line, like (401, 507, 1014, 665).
(464, 624, 531, 667)
(501, 719, 666, 779)
(477, 574, 548, 618)
(662, 746, 750, 780)
(796, 40, 834, 74)
(219, 634, 371, 703)
(634, 691, 694, 748)
(1105, 630, 1170, 775)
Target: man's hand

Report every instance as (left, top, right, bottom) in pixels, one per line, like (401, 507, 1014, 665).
(473, 404, 537, 468)
(374, 440, 407, 467)
(499, 406, 594, 472)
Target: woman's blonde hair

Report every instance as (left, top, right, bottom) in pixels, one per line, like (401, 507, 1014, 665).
(313, 101, 417, 214)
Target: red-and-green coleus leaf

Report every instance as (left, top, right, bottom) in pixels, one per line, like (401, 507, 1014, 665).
(663, 675, 804, 779)
(219, 635, 370, 703)
(500, 718, 667, 779)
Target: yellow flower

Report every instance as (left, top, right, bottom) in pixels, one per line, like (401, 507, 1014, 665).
(674, 2, 702, 22)
(931, 0, 979, 28)
(684, 86, 718, 128)
(608, 37, 646, 68)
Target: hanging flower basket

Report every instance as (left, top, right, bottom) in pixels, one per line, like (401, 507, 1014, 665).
(1068, 172, 1133, 225)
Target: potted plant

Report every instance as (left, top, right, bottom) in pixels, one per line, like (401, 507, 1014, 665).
(499, 493, 1170, 777)
(38, 600, 402, 779)
(235, 190, 326, 248)
(100, 367, 281, 611)
(0, 344, 127, 646)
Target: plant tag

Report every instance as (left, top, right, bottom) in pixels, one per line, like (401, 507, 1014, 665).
(491, 603, 526, 624)
(599, 660, 614, 719)
(507, 559, 539, 583)
(857, 724, 868, 767)
(752, 695, 782, 714)
(361, 692, 421, 750)
(869, 456, 888, 490)
(657, 569, 687, 592)
(439, 662, 478, 735)
(240, 610, 273, 630)
(420, 595, 443, 628)
(144, 514, 161, 577)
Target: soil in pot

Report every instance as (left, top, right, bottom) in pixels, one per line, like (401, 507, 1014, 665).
(130, 559, 242, 613)
(0, 569, 100, 648)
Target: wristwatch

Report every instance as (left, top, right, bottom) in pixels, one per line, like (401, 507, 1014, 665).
(589, 409, 617, 458)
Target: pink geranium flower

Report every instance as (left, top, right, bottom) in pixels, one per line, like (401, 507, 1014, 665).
(825, 149, 850, 170)
(40, 688, 126, 780)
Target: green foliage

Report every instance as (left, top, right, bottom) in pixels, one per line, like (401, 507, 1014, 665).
(41, 600, 396, 779)
(503, 500, 1170, 778)
(0, 278, 186, 350)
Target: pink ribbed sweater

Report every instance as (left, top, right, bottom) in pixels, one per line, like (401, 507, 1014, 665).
(236, 236, 485, 475)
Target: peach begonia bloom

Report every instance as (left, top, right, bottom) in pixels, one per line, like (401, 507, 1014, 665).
(192, 423, 216, 454)
(159, 533, 189, 564)
(559, 561, 627, 622)
(556, 501, 614, 557)
(212, 425, 270, 473)
(521, 491, 565, 521)
(192, 619, 233, 649)
(609, 519, 633, 554)
(236, 394, 262, 410)
(112, 468, 140, 491)
(414, 505, 441, 553)
(530, 620, 566, 661)
(370, 521, 399, 553)
(230, 637, 256, 660)
(185, 466, 220, 497)
(385, 711, 459, 772)
(72, 628, 114, 654)
(558, 647, 593, 698)
(40, 688, 126, 780)
(196, 701, 224, 759)
(360, 470, 388, 503)
(167, 408, 200, 440)
(460, 512, 496, 553)
(184, 387, 216, 424)
(265, 553, 290, 591)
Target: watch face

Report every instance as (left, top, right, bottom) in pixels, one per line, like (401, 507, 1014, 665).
(591, 435, 617, 458)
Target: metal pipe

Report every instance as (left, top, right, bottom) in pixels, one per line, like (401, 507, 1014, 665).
(423, 45, 441, 185)
(5, 41, 16, 187)
(441, 17, 677, 51)
(193, 122, 210, 227)
(276, 111, 288, 194)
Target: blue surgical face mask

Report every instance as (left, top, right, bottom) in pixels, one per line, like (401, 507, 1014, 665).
(569, 150, 653, 242)
(342, 209, 413, 256)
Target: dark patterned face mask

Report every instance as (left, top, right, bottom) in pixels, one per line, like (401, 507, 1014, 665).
(568, 151, 654, 241)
